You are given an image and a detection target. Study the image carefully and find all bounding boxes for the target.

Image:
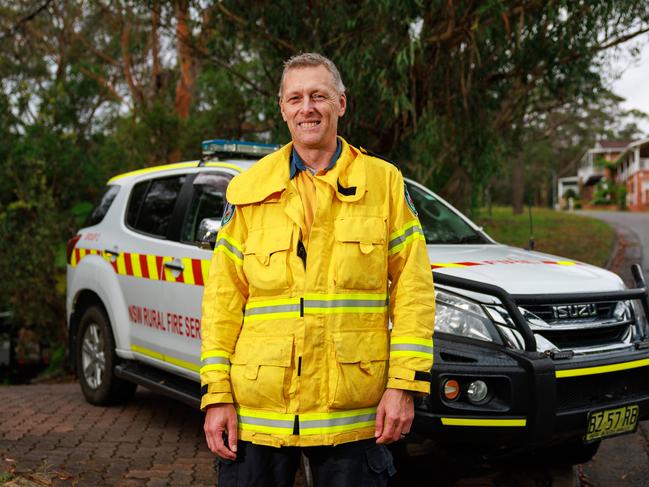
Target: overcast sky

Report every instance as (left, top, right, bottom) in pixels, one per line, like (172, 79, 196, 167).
(608, 32, 649, 137)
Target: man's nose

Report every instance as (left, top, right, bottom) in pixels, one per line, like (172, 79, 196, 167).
(299, 96, 315, 112)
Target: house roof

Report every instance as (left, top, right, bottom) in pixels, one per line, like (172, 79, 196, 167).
(597, 140, 631, 149)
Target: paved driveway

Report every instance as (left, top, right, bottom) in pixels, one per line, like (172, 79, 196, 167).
(0, 383, 216, 486)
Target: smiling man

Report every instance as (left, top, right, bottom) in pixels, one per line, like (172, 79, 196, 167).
(201, 53, 435, 487)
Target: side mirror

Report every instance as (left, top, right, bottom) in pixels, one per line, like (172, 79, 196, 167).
(197, 218, 221, 250)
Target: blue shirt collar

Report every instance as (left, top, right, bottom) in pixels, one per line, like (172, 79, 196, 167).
(290, 138, 342, 179)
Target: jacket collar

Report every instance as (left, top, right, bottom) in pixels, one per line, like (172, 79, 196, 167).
(226, 137, 366, 205)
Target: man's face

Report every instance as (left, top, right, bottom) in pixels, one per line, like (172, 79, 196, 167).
(279, 65, 346, 151)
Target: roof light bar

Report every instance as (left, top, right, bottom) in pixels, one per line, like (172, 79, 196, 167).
(202, 139, 280, 158)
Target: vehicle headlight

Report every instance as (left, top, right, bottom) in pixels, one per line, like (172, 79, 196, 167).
(631, 300, 649, 338)
(435, 290, 501, 343)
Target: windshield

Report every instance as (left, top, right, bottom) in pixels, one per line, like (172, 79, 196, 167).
(405, 181, 491, 245)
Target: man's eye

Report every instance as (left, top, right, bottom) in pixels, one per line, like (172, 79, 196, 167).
(312, 94, 325, 101)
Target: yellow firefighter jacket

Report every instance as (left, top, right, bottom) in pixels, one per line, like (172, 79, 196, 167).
(200, 137, 435, 447)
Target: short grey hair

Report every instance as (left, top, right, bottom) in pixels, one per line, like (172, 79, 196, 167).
(278, 52, 346, 98)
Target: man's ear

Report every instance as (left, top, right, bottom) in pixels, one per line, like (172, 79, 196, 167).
(279, 98, 287, 122)
(338, 93, 347, 117)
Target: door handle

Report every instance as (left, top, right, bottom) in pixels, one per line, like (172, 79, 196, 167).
(164, 261, 185, 272)
(104, 248, 120, 257)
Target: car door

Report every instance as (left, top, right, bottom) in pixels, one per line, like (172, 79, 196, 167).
(152, 170, 234, 380)
(116, 172, 197, 376)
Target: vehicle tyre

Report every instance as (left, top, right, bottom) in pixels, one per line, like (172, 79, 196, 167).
(76, 305, 136, 405)
(539, 439, 601, 467)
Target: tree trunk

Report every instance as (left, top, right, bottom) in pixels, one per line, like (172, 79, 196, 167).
(175, 0, 194, 120)
(512, 158, 524, 214)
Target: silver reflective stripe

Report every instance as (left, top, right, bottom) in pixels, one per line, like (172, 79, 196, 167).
(202, 356, 230, 366)
(238, 416, 294, 429)
(215, 238, 243, 259)
(388, 225, 422, 250)
(245, 304, 301, 316)
(390, 343, 434, 354)
(301, 412, 376, 429)
(304, 299, 388, 308)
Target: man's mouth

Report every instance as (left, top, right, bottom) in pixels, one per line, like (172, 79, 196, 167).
(298, 121, 320, 128)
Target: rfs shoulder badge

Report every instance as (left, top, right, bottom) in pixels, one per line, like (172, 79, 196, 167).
(221, 201, 235, 226)
(404, 185, 418, 216)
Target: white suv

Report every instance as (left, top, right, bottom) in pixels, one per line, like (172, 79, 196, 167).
(67, 139, 649, 465)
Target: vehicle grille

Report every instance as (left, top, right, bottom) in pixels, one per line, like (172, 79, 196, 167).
(536, 325, 629, 349)
(556, 366, 649, 411)
(521, 300, 633, 352)
(524, 302, 615, 322)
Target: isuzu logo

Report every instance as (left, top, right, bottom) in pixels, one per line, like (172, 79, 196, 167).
(552, 303, 598, 319)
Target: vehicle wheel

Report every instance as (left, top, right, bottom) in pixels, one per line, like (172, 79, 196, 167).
(539, 439, 601, 467)
(76, 305, 136, 405)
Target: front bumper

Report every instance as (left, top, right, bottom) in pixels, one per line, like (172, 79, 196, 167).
(413, 333, 649, 448)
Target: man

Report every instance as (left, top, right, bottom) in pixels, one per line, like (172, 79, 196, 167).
(201, 52, 435, 486)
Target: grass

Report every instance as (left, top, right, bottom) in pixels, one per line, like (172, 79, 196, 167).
(473, 207, 615, 268)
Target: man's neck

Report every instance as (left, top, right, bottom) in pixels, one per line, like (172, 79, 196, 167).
(293, 139, 338, 173)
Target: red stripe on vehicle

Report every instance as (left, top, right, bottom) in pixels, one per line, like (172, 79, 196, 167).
(192, 259, 204, 286)
(156, 256, 165, 281)
(456, 261, 481, 266)
(124, 252, 133, 276)
(139, 254, 150, 279)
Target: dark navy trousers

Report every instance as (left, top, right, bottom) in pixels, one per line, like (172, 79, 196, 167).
(216, 438, 396, 487)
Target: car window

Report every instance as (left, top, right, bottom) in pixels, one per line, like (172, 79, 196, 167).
(126, 175, 186, 238)
(85, 185, 120, 227)
(406, 182, 489, 245)
(181, 172, 232, 243)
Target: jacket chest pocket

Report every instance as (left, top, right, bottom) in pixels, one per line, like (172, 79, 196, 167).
(328, 330, 389, 409)
(243, 226, 293, 295)
(230, 335, 293, 411)
(334, 216, 387, 290)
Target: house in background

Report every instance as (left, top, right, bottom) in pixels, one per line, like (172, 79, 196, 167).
(616, 137, 649, 211)
(576, 140, 629, 205)
(556, 176, 579, 209)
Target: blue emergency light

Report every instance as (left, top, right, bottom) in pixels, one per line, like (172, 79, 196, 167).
(202, 139, 281, 158)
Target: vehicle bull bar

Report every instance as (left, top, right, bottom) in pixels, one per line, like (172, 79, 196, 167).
(432, 263, 649, 352)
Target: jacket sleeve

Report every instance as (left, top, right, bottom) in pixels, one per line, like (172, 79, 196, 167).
(200, 204, 249, 410)
(386, 171, 435, 394)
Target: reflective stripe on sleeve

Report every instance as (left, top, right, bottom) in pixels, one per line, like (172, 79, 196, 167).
(214, 235, 244, 265)
(390, 336, 433, 359)
(200, 350, 231, 373)
(388, 220, 426, 255)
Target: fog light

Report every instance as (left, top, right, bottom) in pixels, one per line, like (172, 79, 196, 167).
(443, 379, 460, 401)
(466, 380, 488, 404)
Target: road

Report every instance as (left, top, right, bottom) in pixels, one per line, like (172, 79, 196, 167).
(576, 210, 649, 486)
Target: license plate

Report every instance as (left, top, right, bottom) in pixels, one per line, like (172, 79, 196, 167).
(585, 404, 639, 442)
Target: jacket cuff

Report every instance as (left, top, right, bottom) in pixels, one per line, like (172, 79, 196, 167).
(386, 377, 430, 394)
(388, 365, 431, 394)
(200, 392, 234, 411)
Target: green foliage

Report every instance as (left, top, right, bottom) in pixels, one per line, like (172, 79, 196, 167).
(0, 156, 64, 342)
(0, 0, 648, 352)
(593, 178, 614, 205)
(562, 188, 579, 200)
